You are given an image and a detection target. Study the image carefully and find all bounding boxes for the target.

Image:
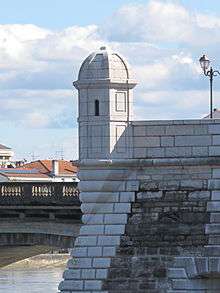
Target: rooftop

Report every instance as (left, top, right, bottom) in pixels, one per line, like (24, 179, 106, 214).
(22, 160, 77, 176)
(78, 46, 132, 82)
(0, 144, 11, 150)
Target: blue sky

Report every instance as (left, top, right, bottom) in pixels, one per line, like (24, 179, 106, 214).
(1, 0, 220, 160)
(0, 0, 150, 28)
(0, 0, 220, 28)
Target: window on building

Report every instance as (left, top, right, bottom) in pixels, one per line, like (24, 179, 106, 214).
(95, 99, 100, 116)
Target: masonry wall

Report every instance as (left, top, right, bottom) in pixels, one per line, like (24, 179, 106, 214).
(132, 120, 220, 159)
(59, 120, 220, 293)
(103, 163, 213, 292)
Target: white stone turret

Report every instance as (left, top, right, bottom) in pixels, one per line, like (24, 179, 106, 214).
(74, 46, 137, 160)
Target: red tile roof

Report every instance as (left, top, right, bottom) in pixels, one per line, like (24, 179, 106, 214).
(0, 168, 49, 178)
(2, 173, 49, 178)
(22, 160, 77, 175)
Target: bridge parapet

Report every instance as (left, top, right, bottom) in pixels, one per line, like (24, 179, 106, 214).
(0, 182, 79, 206)
(0, 182, 81, 251)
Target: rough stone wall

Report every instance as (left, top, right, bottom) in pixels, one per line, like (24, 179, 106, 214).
(59, 119, 220, 293)
(103, 164, 212, 292)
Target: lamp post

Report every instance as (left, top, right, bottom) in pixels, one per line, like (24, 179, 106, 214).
(199, 55, 220, 118)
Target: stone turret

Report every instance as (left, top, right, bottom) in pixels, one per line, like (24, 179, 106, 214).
(74, 46, 137, 160)
(60, 47, 220, 293)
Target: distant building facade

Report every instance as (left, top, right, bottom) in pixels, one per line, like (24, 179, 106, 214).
(0, 144, 14, 167)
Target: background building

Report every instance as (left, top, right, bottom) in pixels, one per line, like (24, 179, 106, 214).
(0, 144, 14, 167)
(0, 160, 78, 182)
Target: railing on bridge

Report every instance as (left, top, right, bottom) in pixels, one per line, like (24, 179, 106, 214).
(0, 182, 79, 206)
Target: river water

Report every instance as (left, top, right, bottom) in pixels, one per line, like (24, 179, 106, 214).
(0, 266, 64, 293)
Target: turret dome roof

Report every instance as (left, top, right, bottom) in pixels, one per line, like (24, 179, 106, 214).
(78, 46, 132, 82)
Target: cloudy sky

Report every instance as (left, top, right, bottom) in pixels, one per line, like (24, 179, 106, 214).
(1, 0, 220, 161)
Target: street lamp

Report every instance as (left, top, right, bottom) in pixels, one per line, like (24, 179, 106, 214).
(199, 55, 220, 118)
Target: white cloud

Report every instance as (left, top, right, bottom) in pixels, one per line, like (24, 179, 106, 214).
(101, 1, 193, 43)
(134, 89, 220, 120)
(101, 0, 220, 47)
(196, 13, 220, 29)
(1, 1, 220, 159)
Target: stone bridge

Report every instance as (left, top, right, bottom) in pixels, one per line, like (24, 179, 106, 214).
(0, 182, 81, 265)
(58, 47, 220, 293)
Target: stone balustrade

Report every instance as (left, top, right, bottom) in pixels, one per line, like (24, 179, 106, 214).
(0, 182, 79, 205)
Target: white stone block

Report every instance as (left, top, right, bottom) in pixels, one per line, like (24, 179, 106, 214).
(84, 280, 102, 290)
(133, 126, 146, 136)
(75, 236, 97, 247)
(80, 225, 105, 235)
(71, 247, 87, 257)
(97, 235, 121, 246)
(147, 147, 165, 158)
(213, 169, 220, 178)
(209, 124, 220, 134)
(146, 125, 166, 135)
(211, 213, 220, 223)
(81, 269, 96, 279)
(105, 225, 125, 235)
(80, 192, 119, 203)
(93, 258, 111, 268)
(67, 258, 92, 269)
(126, 180, 139, 191)
(114, 203, 131, 213)
(63, 269, 81, 280)
(104, 214, 128, 224)
(192, 146, 208, 156)
(206, 224, 220, 234)
(193, 124, 208, 134)
(120, 192, 135, 202)
(212, 191, 220, 201)
(81, 203, 114, 214)
(161, 136, 174, 147)
(79, 181, 126, 192)
(175, 135, 211, 146)
(79, 169, 134, 180)
(213, 135, 220, 145)
(133, 136, 160, 147)
(133, 147, 146, 158)
(88, 247, 103, 257)
(166, 125, 194, 135)
(103, 246, 116, 256)
(96, 269, 108, 279)
(165, 147, 192, 157)
(82, 214, 104, 225)
(58, 280, 83, 291)
(207, 202, 220, 212)
(208, 179, 220, 189)
(167, 268, 187, 278)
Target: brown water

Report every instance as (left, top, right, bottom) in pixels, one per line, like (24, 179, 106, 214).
(0, 267, 64, 293)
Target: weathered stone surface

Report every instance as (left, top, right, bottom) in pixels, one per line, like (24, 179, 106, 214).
(59, 47, 220, 293)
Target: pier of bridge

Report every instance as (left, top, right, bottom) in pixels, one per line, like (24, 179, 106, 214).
(59, 47, 220, 293)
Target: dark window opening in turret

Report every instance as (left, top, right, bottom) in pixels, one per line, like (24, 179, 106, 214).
(95, 100, 100, 116)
